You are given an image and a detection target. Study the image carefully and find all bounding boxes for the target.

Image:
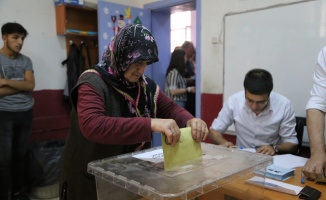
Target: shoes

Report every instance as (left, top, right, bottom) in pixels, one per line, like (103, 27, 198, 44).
(11, 192, 31, 200)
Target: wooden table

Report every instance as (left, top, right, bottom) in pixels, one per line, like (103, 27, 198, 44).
(198, 167, 326, 200)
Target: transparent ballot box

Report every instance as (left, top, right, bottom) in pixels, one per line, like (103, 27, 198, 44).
(88, 143, 273, 200)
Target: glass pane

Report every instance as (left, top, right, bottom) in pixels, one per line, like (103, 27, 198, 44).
(170, 11, 192, 52)
(186, 26, 191, 42)
(171, 11, 191, 29)
(171, 29, 186, 52)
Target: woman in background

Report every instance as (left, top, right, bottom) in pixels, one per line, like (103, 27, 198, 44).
(165, 48, 195, 107)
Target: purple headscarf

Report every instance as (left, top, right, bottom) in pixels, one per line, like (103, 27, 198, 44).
(101, 24, 159, 84)
(90, 24, 160, 118)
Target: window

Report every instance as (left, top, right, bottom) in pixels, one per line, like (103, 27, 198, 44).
(170, 11, 191, 52)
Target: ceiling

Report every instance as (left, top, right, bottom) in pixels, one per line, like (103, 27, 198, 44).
(150, 1, 196, 14)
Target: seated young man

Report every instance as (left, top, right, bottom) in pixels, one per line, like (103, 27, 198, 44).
(209, 68, 298, 155)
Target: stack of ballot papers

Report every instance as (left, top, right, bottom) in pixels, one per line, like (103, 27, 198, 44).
(246, 176, 303, 195)
(256, 164, 295, 181)
(273, 154, 308, 168)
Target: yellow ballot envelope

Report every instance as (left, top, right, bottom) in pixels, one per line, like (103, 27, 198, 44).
(161, 127, 202, 171)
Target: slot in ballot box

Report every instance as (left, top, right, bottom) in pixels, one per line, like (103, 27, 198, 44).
(88, 143, 272, 200)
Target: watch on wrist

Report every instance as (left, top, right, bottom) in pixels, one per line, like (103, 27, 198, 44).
(271, 144, 279, 153)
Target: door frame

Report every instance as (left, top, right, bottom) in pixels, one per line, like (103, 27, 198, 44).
(144, 0, 201, 147)
(144, 0, 201, 119)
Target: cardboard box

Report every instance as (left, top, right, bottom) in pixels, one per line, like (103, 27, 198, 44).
(54, 0, 84, 6)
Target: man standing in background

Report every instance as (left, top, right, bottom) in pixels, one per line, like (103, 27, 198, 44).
(0, 22, 35, 200)
(181, 41, 196, 116)
(303, 46, 326, 180)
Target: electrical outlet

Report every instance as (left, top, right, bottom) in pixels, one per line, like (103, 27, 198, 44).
(212, 37, 218, 44)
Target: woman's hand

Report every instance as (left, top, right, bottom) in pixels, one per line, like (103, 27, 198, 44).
(151, 119, 181, 146)
(186, 118, 209, 142)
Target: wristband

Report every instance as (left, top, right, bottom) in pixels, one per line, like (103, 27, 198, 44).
(187, 87, 191, 92)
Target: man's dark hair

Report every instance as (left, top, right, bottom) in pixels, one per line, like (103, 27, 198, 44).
(243, 68, 273, 95)
(1, 22, 28, 36)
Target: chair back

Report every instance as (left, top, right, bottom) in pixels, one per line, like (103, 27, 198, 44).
(295, 116, 306, 156)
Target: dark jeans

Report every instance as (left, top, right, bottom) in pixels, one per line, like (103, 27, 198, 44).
(0, 109, 33, 199)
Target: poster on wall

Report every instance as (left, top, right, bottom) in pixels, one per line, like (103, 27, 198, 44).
(97, 1, 151, 61)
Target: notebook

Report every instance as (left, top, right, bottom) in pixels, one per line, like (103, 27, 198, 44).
(246, 176, 303, 195)
(256, 164, 295, 181)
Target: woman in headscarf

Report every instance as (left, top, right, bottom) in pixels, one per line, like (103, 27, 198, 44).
(59, 24, 209, 200)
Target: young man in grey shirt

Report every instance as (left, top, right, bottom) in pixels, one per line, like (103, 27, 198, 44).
(0, 22, 35, 200)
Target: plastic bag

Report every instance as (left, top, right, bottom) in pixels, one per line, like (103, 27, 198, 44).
(25, 140, 65, 187)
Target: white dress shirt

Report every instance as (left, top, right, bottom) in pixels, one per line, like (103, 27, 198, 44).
(211, 91, 298, 148)
(306, 46, 326, 111)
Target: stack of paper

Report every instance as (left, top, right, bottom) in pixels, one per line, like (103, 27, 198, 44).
(273, 154, 308, 169)
(246, 176, 303, 195)
(256, 164, 295, 181)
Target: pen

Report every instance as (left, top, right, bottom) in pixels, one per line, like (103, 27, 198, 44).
(301, 172, 305, 184)
(250, 180, 280, 188)
(230, 146, 244, 149)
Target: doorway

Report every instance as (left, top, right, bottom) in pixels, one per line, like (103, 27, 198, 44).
(144, 0, 197, 147)
(145, 0, 196, 91)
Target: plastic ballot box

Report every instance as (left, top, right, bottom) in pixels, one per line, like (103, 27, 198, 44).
(88, 143, 272, 200)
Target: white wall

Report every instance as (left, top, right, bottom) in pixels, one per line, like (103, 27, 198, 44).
(200, 0, 308, 94)
(191, 10, 196, 47)
(1, 0, 310, 94)
(0, 0, 157, 91)
(0, 0, 68, 90)
(223, 1, 326, 118)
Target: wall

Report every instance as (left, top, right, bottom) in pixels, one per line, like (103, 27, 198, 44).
(0, 1, 309, 92)
(200, 0, 308, 95)
(1, 0, 314, 141)
(0, 0, 67, 90)
(199, 0, 326, 149)
(199, 0, 314, 140)
(0, 0, 157, 141)
(0, 0, 157, 92)
(223, 0, 326, 118)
